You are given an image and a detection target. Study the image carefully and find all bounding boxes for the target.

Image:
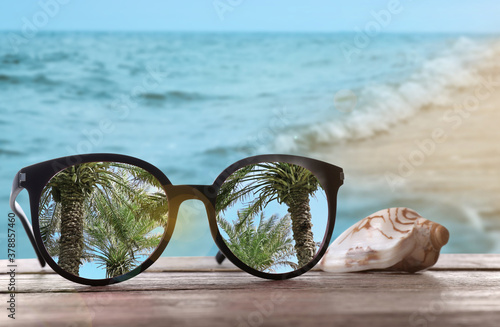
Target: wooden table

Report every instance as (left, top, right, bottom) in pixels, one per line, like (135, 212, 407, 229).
(1, 254, 499, 327)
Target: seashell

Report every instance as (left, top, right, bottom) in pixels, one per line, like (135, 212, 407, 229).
(319, 207, 449, 273)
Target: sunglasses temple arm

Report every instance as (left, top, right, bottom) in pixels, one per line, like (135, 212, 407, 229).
(9, 173, 47, 267)
(215, 250, 226, 264)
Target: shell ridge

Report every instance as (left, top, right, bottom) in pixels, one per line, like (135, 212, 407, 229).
(387, 208, 413, 234)
(338, 214, 387, 244)
(320, 207, 449, 273)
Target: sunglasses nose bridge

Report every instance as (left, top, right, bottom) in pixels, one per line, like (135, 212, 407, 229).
(163, 184, 219, 236)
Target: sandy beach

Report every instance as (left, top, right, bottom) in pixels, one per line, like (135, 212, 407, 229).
(317, 43, 500, 252)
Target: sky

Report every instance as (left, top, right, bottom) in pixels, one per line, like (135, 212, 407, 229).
(0, 0, 499, 33)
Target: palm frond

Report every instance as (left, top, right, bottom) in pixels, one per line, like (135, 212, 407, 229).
(218, 210, 296, 272)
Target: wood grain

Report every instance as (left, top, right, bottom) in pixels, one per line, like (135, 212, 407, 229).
(1, 254, 499, 327)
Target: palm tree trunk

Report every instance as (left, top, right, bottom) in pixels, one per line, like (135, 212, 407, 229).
(287, 192, 316, 267)
(57, 183, 85, 276)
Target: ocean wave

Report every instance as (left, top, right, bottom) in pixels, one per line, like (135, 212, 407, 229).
(202, 146, 233, 156)
(59, 87, 112, 101)
(272, 37, 494, 152)
(202, 142, 268, 159)
(138, 90, 230, 104)
(0, 148, 24, 156)
(39, 51, 79, 63)
(0, 73, 59, 86)
(1, 53, 30, 66)
(1, 50, 81, 65)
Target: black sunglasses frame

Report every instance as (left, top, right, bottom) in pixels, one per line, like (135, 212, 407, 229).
(10, 153, 344, 286)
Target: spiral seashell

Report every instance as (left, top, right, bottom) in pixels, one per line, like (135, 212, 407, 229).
(319, 207, 449, 273)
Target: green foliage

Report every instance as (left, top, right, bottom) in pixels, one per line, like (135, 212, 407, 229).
(216, 162, 322, 270)
(217, 162, 321, 218)
(218, 211, 297, 272)
(85, 189, 163, 278)
(39, 162, 168, 277)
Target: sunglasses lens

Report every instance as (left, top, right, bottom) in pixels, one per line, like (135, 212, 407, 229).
(216, 162, 329, 274)
(39, 162, 168, 280)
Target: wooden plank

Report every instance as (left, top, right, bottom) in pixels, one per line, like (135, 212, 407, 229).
(1, 255, 500, 326)
(1, 270, 500, 326)
(3, 254, 500, 275)
(431, 253, 500, 270)
(0, 256, 240, 275)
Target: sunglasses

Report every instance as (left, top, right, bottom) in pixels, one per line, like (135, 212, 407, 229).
(9, 154, 344, 286)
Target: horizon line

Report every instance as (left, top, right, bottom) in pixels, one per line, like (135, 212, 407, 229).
(1, 29, 498, 35)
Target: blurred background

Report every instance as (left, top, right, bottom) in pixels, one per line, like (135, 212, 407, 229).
(1, 0, 499, 259)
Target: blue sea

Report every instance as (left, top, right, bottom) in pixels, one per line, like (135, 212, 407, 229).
(0, 32, 496, 260)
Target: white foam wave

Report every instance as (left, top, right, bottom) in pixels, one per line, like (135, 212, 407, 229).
(272, 37, 495, 152)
